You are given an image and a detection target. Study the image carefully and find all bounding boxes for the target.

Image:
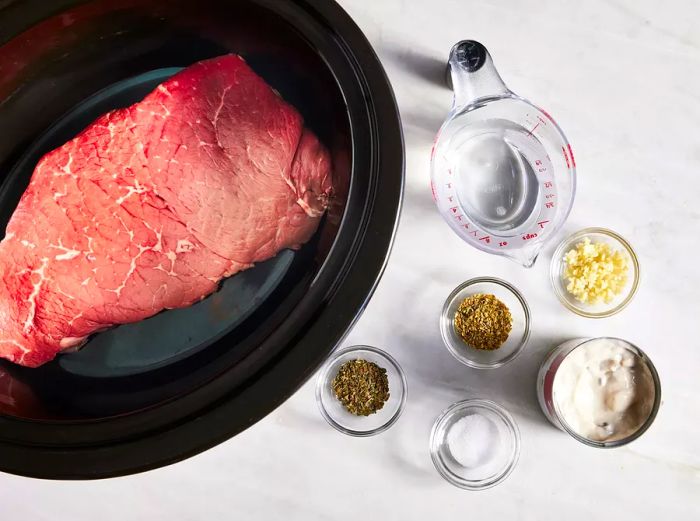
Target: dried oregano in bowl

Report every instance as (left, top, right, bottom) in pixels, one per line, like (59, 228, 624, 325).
(331, 359, 390, 416)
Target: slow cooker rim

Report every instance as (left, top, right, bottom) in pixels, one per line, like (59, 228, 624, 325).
(0, 0, 404, 479)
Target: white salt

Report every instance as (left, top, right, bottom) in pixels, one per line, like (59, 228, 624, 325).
(446, 413, 499, 468)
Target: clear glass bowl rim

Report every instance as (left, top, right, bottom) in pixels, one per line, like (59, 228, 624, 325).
(315, 345, 407, 437)
(549, 227, 640, 318)
(429, 398, 521, 490)
(440, 277, 531, 369)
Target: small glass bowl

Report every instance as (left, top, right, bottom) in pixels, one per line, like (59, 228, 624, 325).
(550, 228, 640, 318)
(315, 345, 407, 436)
(440, 277, 531, 369)
(430, 399, 521, 490)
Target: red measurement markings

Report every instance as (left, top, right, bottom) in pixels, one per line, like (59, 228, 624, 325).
(527, 122, 541, 137)
(463, 223, 470, 229)
(537, 220, 550, 229)
(544, 181, 553, 189)
(447, 196, 454, 202)
(446, 182, 453, 189)
(522, 233, 538, 241)
(455, 215, 463, 222)
(479, 236, 491, 244)
(545, 202, 555, 208)
(430, 181, 437, 201)
(545, 193, 555, 199)
(450, 207, 459, 214)
(562, 146, 570, 168)
(534, 159, 547, 174)
(498, 241, 508, 247)
(567, 144, 576, 167)
(447, 168, 454, 176)
(469, 231, 478, 237)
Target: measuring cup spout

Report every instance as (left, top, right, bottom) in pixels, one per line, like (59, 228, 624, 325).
(504, 244, 542, 268)
(447, 40, 510, 110)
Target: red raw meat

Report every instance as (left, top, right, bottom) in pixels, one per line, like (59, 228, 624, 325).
(0, 55, 332, 367)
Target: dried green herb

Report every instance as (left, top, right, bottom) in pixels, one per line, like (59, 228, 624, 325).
(332, 359, 390, 416)
(454, 293, 512, 350)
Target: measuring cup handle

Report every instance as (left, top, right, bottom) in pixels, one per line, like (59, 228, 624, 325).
(446, 41, 487, 78)
(447, 40, 510, 109)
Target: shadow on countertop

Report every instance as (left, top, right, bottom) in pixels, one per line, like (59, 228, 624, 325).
(401, 108, 446, 144)
(383, 275, 567, 431)
(381, 41, 448, 89)
(379, 41, 451, 145)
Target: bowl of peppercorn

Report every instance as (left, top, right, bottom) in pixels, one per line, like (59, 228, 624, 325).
(315, 345, 407, 436)
(440, 277, 531, 369)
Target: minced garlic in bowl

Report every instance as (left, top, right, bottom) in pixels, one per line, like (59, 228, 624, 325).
(550, 228, 639, 318)
(563, 238, 628, 304)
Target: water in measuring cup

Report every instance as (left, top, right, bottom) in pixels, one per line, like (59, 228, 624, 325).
(446, 119, 547, 235)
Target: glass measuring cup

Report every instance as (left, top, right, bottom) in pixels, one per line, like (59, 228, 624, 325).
(431, 41, 576, 267)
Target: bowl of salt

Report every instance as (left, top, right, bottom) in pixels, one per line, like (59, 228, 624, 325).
(430, 399, 520, 490)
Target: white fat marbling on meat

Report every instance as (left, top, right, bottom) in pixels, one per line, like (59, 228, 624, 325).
(296, 197, 323, 218)
(106, 244, 150, 297)
(115, 180, 147, 205)
(54, 250, 80, 261)
(59, 336, 88, 350)
(22, 257, 49, 334)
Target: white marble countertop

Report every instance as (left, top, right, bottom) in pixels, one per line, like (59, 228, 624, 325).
(1, 0, 699, 519)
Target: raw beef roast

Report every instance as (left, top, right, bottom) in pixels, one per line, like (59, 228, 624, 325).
(0, 55, 332, 367)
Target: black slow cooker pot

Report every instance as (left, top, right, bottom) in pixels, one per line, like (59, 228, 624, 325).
(0, 0, 403, 479)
